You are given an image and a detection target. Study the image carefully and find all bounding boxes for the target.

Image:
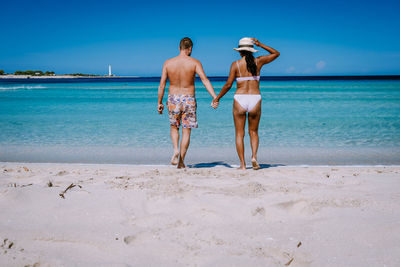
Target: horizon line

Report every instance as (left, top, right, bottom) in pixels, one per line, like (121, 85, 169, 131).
(1, 74, 399, 84)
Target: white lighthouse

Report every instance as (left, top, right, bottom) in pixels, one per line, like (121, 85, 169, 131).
(108, 64, 112, 76)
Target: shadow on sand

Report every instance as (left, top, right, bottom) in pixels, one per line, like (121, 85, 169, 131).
(258, 164, 285, 169)
(188, 162, 234, 168)
(188, 162, 285, 169)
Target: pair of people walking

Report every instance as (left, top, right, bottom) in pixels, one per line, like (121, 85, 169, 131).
(157, 37, 280, 169)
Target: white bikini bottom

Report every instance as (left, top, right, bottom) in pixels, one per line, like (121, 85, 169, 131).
(234, 94, 262, 112)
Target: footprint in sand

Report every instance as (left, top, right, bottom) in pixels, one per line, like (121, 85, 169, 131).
(56, 170, 68, 176)
(275, 199, 315, 215)
(123, 235, 136, 244)
(252, 207, 266, 216)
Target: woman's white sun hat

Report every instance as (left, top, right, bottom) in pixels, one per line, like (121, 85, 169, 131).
(234, 37, 258, 53)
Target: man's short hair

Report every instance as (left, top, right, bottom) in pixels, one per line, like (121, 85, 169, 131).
(179, 37, 193, 50)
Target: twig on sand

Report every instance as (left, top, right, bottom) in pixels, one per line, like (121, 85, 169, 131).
(59, 183, 82, 199)
(284, 241, 302, 266)
(1, 238, 14, 249)
(10, 183, 33, 187)
(285, 258, 294, 266)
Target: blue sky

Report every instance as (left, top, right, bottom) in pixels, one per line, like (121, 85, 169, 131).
(1, 0, 399, 76)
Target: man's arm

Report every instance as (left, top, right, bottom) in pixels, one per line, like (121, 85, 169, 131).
(252, 38, 280, 66)
(195, 61, 217, 99)
(157, 62, 168, 114)
(215, 62, 236, 102)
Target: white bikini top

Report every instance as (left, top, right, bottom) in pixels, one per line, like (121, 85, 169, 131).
(236, 59, 260, 82)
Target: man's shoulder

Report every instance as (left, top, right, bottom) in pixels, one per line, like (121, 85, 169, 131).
(164, 56, 177, 65)
(164, 56, 201, 68)
(183, 57, 201, 69)
(188, 57, 201, 64)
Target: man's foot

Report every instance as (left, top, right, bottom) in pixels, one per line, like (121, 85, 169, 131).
(251, 158, 260, 170)
(170, 152, 179, 165)
(177, 157, 186, 169)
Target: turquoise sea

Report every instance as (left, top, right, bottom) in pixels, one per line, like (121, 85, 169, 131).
(1, 78, 399, 165)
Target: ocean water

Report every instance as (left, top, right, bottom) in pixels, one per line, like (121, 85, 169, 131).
(1, 79, 399, 165)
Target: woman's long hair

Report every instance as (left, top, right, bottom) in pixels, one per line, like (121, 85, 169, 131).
(240, 51, 257, 76)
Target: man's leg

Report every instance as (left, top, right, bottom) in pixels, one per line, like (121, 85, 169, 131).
(178, 128, 191, 168)
(170, 126, 180, 165)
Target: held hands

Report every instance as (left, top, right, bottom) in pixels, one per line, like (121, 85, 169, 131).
(251, 38, 260, 47)
(211, 98, 219, 109)
(157, 103, 164, 114)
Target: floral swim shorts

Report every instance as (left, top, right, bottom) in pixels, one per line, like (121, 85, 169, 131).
(167, 94, 198, 128)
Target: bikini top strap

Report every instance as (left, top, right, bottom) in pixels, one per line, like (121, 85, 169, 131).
(236, 61, 242, 77)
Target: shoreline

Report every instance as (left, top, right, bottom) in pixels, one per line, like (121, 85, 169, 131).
(2, 145, 399, 166)
(2, 161, 400, 168)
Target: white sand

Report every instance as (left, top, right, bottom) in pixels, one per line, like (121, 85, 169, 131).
(0, 163, 399, 266)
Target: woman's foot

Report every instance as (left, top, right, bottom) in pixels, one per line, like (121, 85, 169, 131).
(237, 164, 246, 170)
(251, 158, 260, 170)
(177, 156, 186, 169)
(170, 151, 179, 165)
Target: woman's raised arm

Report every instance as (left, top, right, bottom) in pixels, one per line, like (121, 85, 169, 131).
(252, 38, 280, 66)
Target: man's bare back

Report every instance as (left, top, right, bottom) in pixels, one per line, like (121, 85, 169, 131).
(161, 53, 216, 97)
(157, 37, 218, 168)
(164, 55, 198, 95)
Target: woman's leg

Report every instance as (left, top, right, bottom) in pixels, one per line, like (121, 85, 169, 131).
(233, 100, 247, 170)
(248, 100, 262, 170)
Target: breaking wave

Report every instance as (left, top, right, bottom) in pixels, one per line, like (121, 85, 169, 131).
(0, 85, 47, 90)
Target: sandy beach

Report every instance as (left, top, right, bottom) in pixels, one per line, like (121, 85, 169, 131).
(0, 163, 399, 266)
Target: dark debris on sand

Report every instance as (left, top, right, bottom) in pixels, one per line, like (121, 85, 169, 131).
(59, 183, 82, 199)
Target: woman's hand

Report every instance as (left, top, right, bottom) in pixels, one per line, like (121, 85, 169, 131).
(251, 38, 261, 47)
(251, 39, 280, 65)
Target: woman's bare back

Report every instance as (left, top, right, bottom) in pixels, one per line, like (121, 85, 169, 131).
(235, 58, 262, 95)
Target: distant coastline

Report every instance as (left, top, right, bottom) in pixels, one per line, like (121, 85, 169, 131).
(0, 74, 399, 83)
(0, 74, 114, 79)
(0, 74, 133, 79)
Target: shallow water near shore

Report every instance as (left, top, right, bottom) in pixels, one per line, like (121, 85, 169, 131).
(1, 79, 399, 165)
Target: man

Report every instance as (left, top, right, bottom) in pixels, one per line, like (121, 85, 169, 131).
(158, 37, 218, 168)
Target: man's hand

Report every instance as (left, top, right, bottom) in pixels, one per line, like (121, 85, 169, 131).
(251, 38, 260, 47)
(211, 98, 219, 109)
(157, 103, 164, 114)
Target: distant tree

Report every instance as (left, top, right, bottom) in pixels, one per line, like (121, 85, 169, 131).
(44, 71, 55, 76)
(14, 70, 44, 76)
(0, 70, 4, 75)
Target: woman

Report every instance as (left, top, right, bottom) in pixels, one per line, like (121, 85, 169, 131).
(214, 37, 280, 170)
